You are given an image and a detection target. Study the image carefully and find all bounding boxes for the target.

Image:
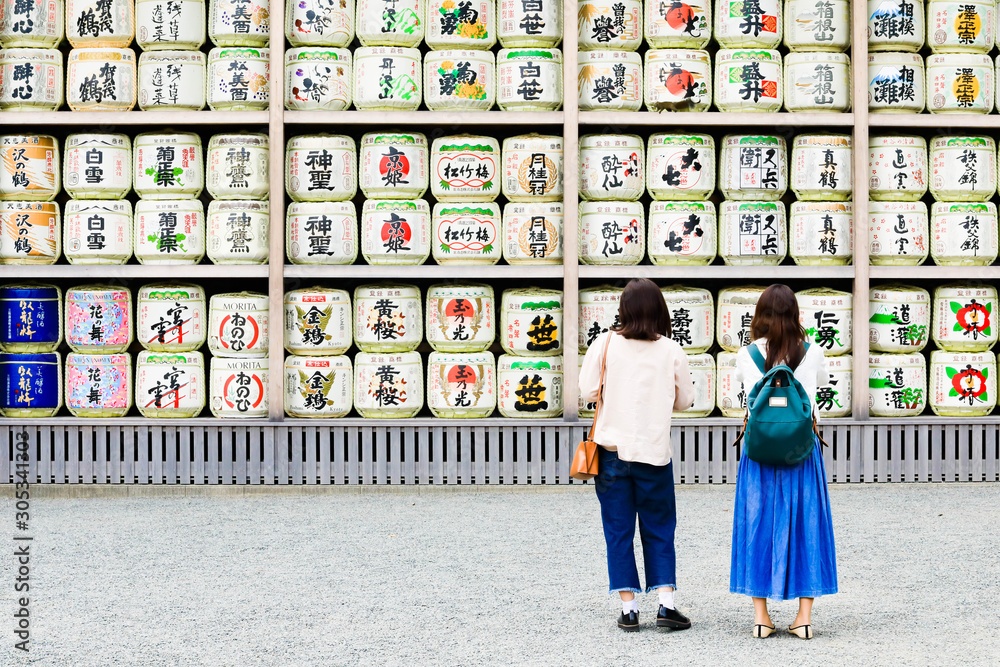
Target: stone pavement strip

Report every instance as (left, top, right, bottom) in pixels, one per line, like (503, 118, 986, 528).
(2, 483, 998, 666)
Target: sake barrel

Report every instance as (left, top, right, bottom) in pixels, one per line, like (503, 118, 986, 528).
(868, 52, 925, 113)
(359, 131, 429, 199)
(353, 283, 422, 353)
(0, 48, 64, 111)
(0, 353, 61, 417)
(502, 201, 563, 264)
(718, 134, 787, 201)
(137, 51, 206, 111)
(135, 350, 206, 418)
(661, 285, 714, 354)
(427, 351, 497, 418)
(65, 353, 132, 417)
(929, 350, 997, 416)
(784, 0, 849, 52)
(789, 201, 854, 266)
(64, 133, 132, 200)
(431, 135, 501, 201)
(929, 135, 996, 201)
(208, 0, 269, 46)
(647, 201, 717, 266)
(284, 48, 352, 111)
(674, 352, 714, 418)
(502, 134, 562, 202)
(578, 200, 644, 265)
(646, 132, 715, 201)
(797, 288, 853, 356)
(359, 199, 430, 265)
(577, 0, 641, 50)
(818, 354, 852, 418)
(715, 350, 745, 417)
(208, 292, 269, 358)
(355, 0, 423, 46)
(0, 201, 60, 265)
(0, 284, 62, 353)
(206, 47, 270, 110)
(0, 0, 63, 48)
(423, 49, 496, 111)
(136, 0, 206, 50)
(207, 200, 269, 264)
(717, 285, 765, 352)
(354, 351, 423, 418)
(869, 284, 931, 353)
(931, 201, 999, 265)
(496, 354, 562, 418)
(928, 0, 996, 53)
(715, 0, 780, 48)
(926, 53, 994, 113)
(286, 0, 354, 47)
(868, 200, 929, 266)
(869, 352, 927, 417)
(284, 355, 353, 418)
(133, 199, 206, 265)
(66, 48, 137, 111)
(643, 49, 712, 112)
(578, 355, 596, 418)
(283, 286, 352, 356)
(497, 0, 562, 47)
(63, 199, 132, 265)
(353, 46, 421, 110)
(285, 134, 357, 202)
(718, 200, 787, 266)
(133, 132, 204, 200)
(869, 135, 928, 201)
(500, 287, 562, 356)
(496, 47, 563, 110)
(66, 0, 133, 47)
(932, 283, 999, 352)
(0, 134, 59, 201)
(137, 283, 207, 352)
(206, 133, 269, 201)
(579, 133, 644, 201)
(426, 282, 495, 352)
(783, 52, 851, 112)
(578, 285, 622, 351)
(209, 357, 268, 418)
(791, 133, 853, 201)
(868, 0, 925, 52)
(285, 201, 357, 265)
(714, 49, 783, 112)
(424, 0, 495, 49)
(645, 0, 709, 48)
(577, 50, 642, 112)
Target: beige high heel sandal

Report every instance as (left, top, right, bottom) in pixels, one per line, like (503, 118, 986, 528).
(788, 624, 812, 639)
(754, 623, 776, 638)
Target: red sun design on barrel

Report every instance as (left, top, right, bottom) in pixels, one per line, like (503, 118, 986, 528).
(379, 153, 410, 178)
(447, 365, 477, 384)
(664, 3, 695, 29)
(663, 68, 694, 96)
(381, 219, 412, 243)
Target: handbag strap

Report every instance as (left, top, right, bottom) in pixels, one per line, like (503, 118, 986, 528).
(587, 333, 612, 441)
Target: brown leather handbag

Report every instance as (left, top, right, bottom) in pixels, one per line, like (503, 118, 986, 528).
(571, 335, 611, 481)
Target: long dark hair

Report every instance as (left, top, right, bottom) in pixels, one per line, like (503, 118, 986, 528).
(750, 284, 805, 371)
(612, 278, 672, 340)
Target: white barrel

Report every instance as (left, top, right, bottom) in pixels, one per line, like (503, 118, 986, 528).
(207, 200, 269, 264)
(0, 48, 64, 111)
(579, 133, 644, 201)
(497, 0, 562, 47)
(353, 46, 422, 110)
(284, 48, 352, 111)
(647, 201, 717, 265)
(784, 0, 849, 51)
(716, 49, 783, 112)
(643, 49, 712, 112)
(791, 133, 852, 201)
(790, 201, 853, 266)
(715, 350, 745, 417)
(717, 285, 765, 352)
(359, 199, 430, 265)
(133, 131, 204, 200)
(928, 1, 996, 53)
(502, 134, 562, 202)
(209, 357, 268, 418)
(66, 0, 133, 47)
(0, 352, 62, 417)
(932, 283, 999, 352)
(430, 135, 501, 201)
(354, 351, 423, 418)
(426, 283, 495, 353)
(355, 0, 423, 46)
(719, 134, 787, 200)
(432, 202, 502, 264)
(66, 48, 137, 111)
(930, 135, 996, 201)
(63, 200, 132, 265)
(647, 132, 715, 201)
(283, 286, 352, 356)
(675, 352, 714, 418)
(0, 134, 59, 201)
(715, 0, 780, 48)
(784, 51, 851, 112)
(64, 133, 132, 200)
(65, 353, 132, 417)
(868, 0, 924, 52)
(135, 350, 206, 418)
(645, 0, 709, 48)
(286, 0, 354, 47)
(206, 47, 269, 110)
(353, 283, 422, 353)
(207, 133, 269, 201)
(868, 52, 925, 113)
(0, 201, 60, 265)
(0, 284, 63, 353)
(927, 53, 994, 113)
(577, 0, 641, 50)
(285, 134, 357, 202)
(427, 351, 497, 418)
(661, 285, 713, 353)
(0, 0, 63, 48)
(133, 199, 206, 265)
(137, 283, 207, 352)
(719, 200, 787, 266)
(136, 0, 206, 50)
(208, 292, 270, 358)
(869, 135, 928, 201)
(423, 49, 496, 110)
(818, 354, 852, 418)
(578, 200, 644, 265)
(286, 201, 360, 266)
(578, 285, 622, 351)
(868, 200, 929, 266)
(500, 287, 562, 356)
(502, 201, 563, 264)
(578, 51, 641, 112)
(359, 131, 429, 199)
(929, 351, 997, 417)
(138, 51, 206, 110)
(869, 352, 926, 417)
(496, 47, 563, 110)
(284, 355, 353, 418)
(424, 0, 495, 49)
(931, 201, 998, 265)
(796, 287, 852, 356)
(208, 0, 269, 46)
(497, 354, 562, 417)
(870, 284, 931, 353)
(65, 284, 132, 353)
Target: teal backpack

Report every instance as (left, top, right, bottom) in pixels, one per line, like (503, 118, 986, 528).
(741, 342, 816, 466)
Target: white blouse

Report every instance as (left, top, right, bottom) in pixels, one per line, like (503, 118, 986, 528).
(735, 338, 830, 418)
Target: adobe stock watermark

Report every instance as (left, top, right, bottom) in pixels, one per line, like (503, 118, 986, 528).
(12, 430, 32, 653)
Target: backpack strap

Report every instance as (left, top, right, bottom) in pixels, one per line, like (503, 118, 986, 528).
(747, 343, 766, 374)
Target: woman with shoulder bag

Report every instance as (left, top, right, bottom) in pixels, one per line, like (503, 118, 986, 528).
(730, 284, 838, 640)
(579, 278, 696, 633)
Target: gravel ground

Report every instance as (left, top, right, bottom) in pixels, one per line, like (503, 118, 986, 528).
(3, 484, 998, 666)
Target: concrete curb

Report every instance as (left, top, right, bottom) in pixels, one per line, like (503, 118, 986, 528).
(0, 483, 596, 498)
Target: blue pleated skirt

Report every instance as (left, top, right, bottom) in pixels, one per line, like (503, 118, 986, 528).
(730, 437, 838, 601)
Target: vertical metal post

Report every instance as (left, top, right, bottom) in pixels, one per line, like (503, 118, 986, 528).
(851, 3, 871, 420)
(268, 10, 286, 419)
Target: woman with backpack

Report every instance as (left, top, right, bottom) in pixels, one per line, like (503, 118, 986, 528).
(730, 284, 838, 640)
(579, 278, 696, 633)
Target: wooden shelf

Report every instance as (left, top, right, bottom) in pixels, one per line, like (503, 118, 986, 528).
(0, 265, 269, 279)
(578, 265, 855, 280)
(868, 114, 1000, 129)
(579, 111, 855, 127)
(0, 111, 270, 126)
(869, 265, 1000, 281)
(284, 264, 563, 279)
(284, 110, 564, 126)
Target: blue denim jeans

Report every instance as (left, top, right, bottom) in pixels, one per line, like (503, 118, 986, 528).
(594, 447, 677, 594)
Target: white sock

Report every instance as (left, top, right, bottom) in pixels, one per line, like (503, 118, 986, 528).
(622, 598, 638, 614)
(658, 589, 675, 610)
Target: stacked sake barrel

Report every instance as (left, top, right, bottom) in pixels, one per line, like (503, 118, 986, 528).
(0, 135, 62, 265)
(0, 0, 65, 111)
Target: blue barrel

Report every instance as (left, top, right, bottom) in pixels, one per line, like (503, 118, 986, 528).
(0, 284, 62, 353)
(0, 352, 61, 416)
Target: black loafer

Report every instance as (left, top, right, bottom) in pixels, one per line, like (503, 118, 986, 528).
(656, 605, 691, 630)
(617, 610, 640, 632)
